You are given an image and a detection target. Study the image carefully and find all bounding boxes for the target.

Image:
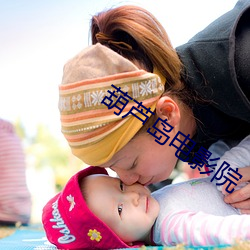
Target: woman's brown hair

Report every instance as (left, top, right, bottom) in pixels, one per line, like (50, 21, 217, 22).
(90, 5, 195, 132)
(91, 5, 182, 88)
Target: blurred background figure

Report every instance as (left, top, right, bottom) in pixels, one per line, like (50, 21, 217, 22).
(0, 118, 31, 225)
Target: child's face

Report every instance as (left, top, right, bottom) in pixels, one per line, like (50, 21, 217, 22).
(84, 174, 160, 244)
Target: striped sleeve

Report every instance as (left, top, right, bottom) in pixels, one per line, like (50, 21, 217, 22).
(160, 210, 250, 246)
(0, 119, 31, 224)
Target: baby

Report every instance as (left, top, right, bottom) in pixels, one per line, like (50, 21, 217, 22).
(42, 164, 250, 249)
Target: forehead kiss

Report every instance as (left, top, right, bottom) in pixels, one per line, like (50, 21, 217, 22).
(83, 174, 160, 243)
(100, 132, 178, 186)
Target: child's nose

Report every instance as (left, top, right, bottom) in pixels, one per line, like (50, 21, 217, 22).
(126, 191, 139, 206)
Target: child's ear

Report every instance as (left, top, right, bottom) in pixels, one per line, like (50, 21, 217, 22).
(155, 96, 180, 126)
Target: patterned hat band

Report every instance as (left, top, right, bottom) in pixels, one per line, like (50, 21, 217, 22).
(59, 44, 165, 165)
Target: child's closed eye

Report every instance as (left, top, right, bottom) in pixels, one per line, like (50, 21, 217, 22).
(120, 180, 124, 191)
(118, 180, 124, 216)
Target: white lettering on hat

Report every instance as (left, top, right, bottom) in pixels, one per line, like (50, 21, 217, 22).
(50, 200, 76, 244)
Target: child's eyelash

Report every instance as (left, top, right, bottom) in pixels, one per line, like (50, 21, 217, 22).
(118, 204, 123, 215)
(118, 181, 124, 216)
(120, 180, 124, 191)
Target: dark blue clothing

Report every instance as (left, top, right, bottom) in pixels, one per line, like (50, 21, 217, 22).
(176, 0, 250, 149)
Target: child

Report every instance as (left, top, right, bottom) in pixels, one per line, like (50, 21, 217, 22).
(42, 163, 250, 249)
(42, 166, 143, 249)
(0, 118, 31, 225)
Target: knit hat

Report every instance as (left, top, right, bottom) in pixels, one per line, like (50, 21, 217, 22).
(42, 166, 141, 249)
(59, 43, 165, 166)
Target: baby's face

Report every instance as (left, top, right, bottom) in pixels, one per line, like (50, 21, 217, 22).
(84, 174, 160, 244)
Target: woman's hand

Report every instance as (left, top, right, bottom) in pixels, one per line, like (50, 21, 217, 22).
(224, 166, 250, 214)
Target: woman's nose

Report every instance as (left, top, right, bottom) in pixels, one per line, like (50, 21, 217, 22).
(112, 168, 139, 185)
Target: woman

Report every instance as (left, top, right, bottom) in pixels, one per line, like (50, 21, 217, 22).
(59, 1, 250, 212)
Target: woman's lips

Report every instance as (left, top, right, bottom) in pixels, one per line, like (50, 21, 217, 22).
(143, 177, 154, 186)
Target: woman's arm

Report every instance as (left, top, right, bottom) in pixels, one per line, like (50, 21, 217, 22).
(224, 166, 250, 214)
(211, 135, 250, 212)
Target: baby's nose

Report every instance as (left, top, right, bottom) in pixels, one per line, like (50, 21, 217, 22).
(126, 191, 140, 206)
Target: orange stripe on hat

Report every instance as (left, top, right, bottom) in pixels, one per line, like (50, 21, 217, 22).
(63, 119, 125, 142)
(60, 70, 147, 91)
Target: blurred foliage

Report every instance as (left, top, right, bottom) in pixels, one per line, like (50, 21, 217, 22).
(14, 120, 86, 191)
(14, 118, 26, 139)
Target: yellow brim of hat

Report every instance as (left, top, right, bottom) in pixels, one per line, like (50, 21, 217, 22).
(71, 104, 155, 166)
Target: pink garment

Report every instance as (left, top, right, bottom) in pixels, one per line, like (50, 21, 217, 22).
(159, 210, 250, 246)
(152, 173, 250, 246)
(0, 119, 31, 224)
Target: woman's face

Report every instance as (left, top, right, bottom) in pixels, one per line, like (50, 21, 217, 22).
(100, 132, 179, 186)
